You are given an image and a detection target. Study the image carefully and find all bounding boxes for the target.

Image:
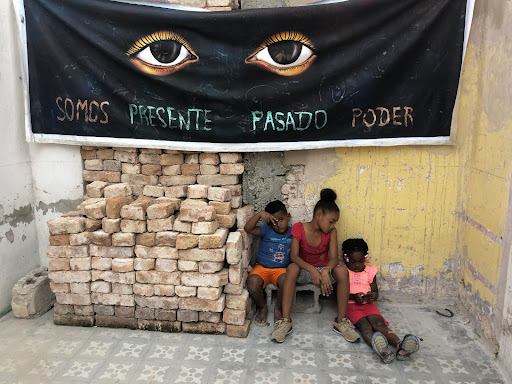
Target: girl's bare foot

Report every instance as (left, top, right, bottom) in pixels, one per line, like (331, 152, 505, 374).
(254, 306, 269, 326)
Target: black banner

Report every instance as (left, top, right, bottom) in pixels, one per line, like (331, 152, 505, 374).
(20, 0, 466, 149)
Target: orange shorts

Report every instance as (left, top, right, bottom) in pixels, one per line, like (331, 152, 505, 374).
(249, 264, 287, 287)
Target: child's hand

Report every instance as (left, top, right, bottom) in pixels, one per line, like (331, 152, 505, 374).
(259, 211, 277, 226)
(354, 292, 365, 305)
(365, 292, 376, 303)
(320, 269, 333, 296)
(311, 269, 323, 288)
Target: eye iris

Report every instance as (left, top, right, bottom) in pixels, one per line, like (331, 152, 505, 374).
(268, 41, 302, 65)
(150, 40, 181, 63)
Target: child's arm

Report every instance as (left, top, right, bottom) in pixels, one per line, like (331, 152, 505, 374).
(365, 276, 379, 303)
(319, 227, 340, 295)
(244, 211, 276, 236)
(290, 237, 318, 275)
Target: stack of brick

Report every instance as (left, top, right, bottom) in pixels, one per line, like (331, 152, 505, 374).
(47, 147, 254, 337)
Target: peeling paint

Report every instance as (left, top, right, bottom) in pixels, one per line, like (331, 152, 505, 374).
(5, 229, 14, 243)
(36, 198, 83, 216)
(0, 203, 34, 227)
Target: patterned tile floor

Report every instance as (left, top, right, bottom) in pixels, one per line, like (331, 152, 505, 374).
(0, 299, 508, 384)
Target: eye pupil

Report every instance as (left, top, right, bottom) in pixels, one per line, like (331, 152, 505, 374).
(150, 40, 180, 63)
(267, 41, 302, 65)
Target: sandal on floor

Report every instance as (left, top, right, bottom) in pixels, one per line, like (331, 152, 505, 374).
(396, 334, 420, 361)
(253, 314, 269, 327)
(371, 332, 395, 364)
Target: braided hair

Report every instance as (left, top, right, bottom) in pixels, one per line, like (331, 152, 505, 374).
(342, 238, 369, 262)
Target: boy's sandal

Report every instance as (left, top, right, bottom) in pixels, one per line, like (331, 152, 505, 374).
(254, 318, 269, 327)
(396, 334, 420, 361)
(371, 332, 395, 364)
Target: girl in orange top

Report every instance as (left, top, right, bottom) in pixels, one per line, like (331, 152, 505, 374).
(343, 238, 420, 363)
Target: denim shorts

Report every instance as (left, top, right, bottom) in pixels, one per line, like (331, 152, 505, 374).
(296, 266, 335, 284)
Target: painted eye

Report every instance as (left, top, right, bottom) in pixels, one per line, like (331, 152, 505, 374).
(245, 32, 316, 76)
(127, 31, 198, 76)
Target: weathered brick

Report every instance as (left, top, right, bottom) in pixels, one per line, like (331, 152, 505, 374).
(114, 150, 138, 163)
(48, 258, 70, 271)
(54, 313, 94, 327)
(176, 234, 199, 249)
(198, 261, 224, 274)
(91, 271, 135, 284)
(74, 304, 94, 316)
(91, 230, 112, 246)
(133, 283, 154, 296)
(106, 194, 133, 219)
(225, 290, 249, 310)
(178, 309, 198, 322)
(196, 175, 239, 186)
(199, 311, 222, 323)
(187, 185, 208, 199)
(179, 206, 216, 223)
(226, 231, 243, 264)
(134, 258, 155, 271)
(226, 319, 250, 338)
(112, 283, 133, 295)
(136, 271, 180, 285)
(96, 315, 137, 329)
(220, 163, 244, 175)
(84, 159, 103, 171)
(143, 185, 165, 197)
(160, 153, 183, 165)
(199, 228, 229, 249)
(155, 309, 177, 321)
(179, 247, 225, 262)
(199, 164, 219, 175)
(135, 295, 179, 309)
(91, 293, 135, 306)
(154, 285, 175, 297)
(178, 260, 198, 272)
(223, 271, 247, 295)
(55, 293, 91, 306)
(69, 232, 92, 246)
(236, 206, 254, 229)
(116, 305, 135, 318)
(48, 217, 85, 235)
(237, 229, 253, 250)
(147, 217, 175, 232)
(162, 165, 181, 176)
(229, 262, 243, 284)
(156, 231, 178, 246)
(178, 295, 225, 312)
(85, 218, 102, 232)
(155, 259, 178, 272)
(216, 212, 237, 228)
(135, 245, 178, 259)
(197, 286, 223, 300)
(121, 173, 158, 187)
(47, 245, 89, 258)
(181, 164, 200, 175)
(141, 164, 162, 176)
(120, 220, 146, 233)
(83, 170, 121, 183)
(70, 257, 91, 271)
(86, 181, 108, 198)
(112, 258, 134, 273)
(97, 148, 114, 160)
(223, 308, 246, 326)
(91, 281, 111, 293)
(224, 184, 242, 196)
(159, 175, 197, 187)
(49, 234, 71, 246)
(139, 153, 161, 164)
(49, 270, 90, 284)
(199, 153, 219, 165)
(94, 304, 115, 316)
(121, 204, 145, 220)
(208, 201, 232, 215)
(182, 321, 225, 334)
(80, 147, 97, 160)
(122, 163, 141, 174)
(90, 245, 134, 258)
(173, 219, 192, 233)
(231, 195, 242, 209)
(112, 232, 135, 246)
(70, 282, 91, 294)
(91, 257, 112, 270)
(165, 185, 188, 198)
(138, 319, 181, 332)
(140, 148, 162, 154)
(191, 220, 219, 235)
(103, 160, 122, 172)
(54, 303, 74, 314)
(219, 153, 242, 163)
(136, 232, 156, 246)
(181, 269, 228, 287)
(135, 306, 155, 320)
(50, 281, 70, 293)
(181, 199, 208, 208)
(208, 187, 232, 202)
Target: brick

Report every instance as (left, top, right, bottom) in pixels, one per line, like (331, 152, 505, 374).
(176, 234, 199, 249)
(198, 261, 224, 274)
(135, 245, 178, 259)
(50, 281, 70, 293)
(136, 232, 156, 246)
(181, 164, 200, 175)
(84, 159, 103, 170)
(223, 271, 247, 295)
(182, 321, 225, 334)
(120, 220, 146, 233)
(103, 160, 122, 172)
(219, 153, 242, 163)
(160, 153, 183, 165)
(116, 305, 135, 317)
(121, 204, 145, 220)
(199, 311, 222, 323)
(91, 257, 112, 270)
(208, 187, 231, 202)
(80, 147, 97, 160)
(178, 260, 198, 272)
(143, 185, 165, 198)
(48, 217, 85, 235)
(181, 269, 228, 287)
(187, 185, 208, 199)
(112, 232, 135, 246)
(178, 295, 225, 312)
(184, 153, 198, 164)
(225, 290, 249, 310)
(179, 247, 225, 262)
(91, 293, 135, 306)
(199, 228, 229, 249)
(133, 196, 156, 210)
(155, 259, 178, 272)
(220, 163, 244, 175)
(54, 303, 74, 314)
(196, 175, 239, 186)
(226, 231, 243, 264)
(136, 306, 155, 320)
(208, 201, 232, 215)
(231, 195, 242, 209)
(147, 217, 175, 232)
(91, 281, 111, 293)
(226, 319, 250, 338)
(178, 309, 198, 322)
(199, 164, 219, 175)
(229, 262, 243, 284)
(121, 173, 158, 187)
(69, 232, 92, 245)
(191, 220, 219, 235)
(47, 245, 88, 258)
(154, 285, 175, 297)
(96, 315, 137, 329)
(156, 231, 178, 246)
(55, 293, 91, 306)
(134, 258, 155, 271)
(173, 219, 192, 233)
(225, 185, 242, 196)
(197, 286, 223, 300)
(91, 271, 135, 284)
(97, 148, 114, 159)
(86, 181, 108, 198)
(91, 230, 112, 246)
(216, 212, 237, 228)
(85, 218, 102, 232)
(70, 257, 91, 271)
(175, 286, 196, 297)
(165, 185, 188, 198)
(199, 153, 220, 165)
(114, 150, 138, 163)
(140, 148, 162, 154)
(48, 258, 70, 271)
(223, 308, 246, 326)
(181, 199, 208, 208)
(83, 170, 120, 183)
(90, 245, 134, 258)
(49, 234, 71, 246)
(122, 163, 141, 174)
(138, 319, 181, 332)
(133, 283, 154, 296)
(49, 271, 91, 284)
(237, 229, 253, 250)
(112, 258, 134, 273)
(139, 153, 161, 164)
(179, 206, 216, 222)
(94, 304, 115, 316)
(70, 282, 90, 294)
(162, 164, 181, 175)
(236, 206, 254, 229)
(135, 295, 179, 310)
(112, 283, 133, 295)
(159, 175, 196, 186)
(74, 304, 94, 316)
(141, 164, 162, 176)
(54, 313, 94, 327)
(136, 271, 180, 285)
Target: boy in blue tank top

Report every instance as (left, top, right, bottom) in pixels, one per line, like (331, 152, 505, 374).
(244, 200, 292, 326)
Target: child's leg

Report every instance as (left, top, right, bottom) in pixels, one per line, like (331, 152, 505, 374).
(355, 317, 374, 346)
(246, 273, 268, 324)
(332, 264, 350, 322)
(367, 314, 400, 347)
(274, 272, 286, 321)
(362, 315, 394, 364)
(281, 264, 301, 321)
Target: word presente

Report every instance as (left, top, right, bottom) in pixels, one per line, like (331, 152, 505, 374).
(129, 104, 212, 131)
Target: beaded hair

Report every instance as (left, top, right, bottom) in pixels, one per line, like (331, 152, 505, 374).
(342, 238, 369, 263)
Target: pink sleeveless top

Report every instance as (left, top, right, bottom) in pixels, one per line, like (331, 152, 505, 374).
(291, 222, 330, 267)
(348, 264, 378, 295)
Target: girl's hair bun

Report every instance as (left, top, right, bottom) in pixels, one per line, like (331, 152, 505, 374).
(320, 188, 337, 202)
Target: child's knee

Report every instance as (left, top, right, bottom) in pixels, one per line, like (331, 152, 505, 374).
(333, 263, 349, 280)
(247, 275, 263, 293)
(286, 263, 301, 277)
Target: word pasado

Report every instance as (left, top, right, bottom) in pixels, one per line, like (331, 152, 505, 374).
(251, 110, 327, 131)
(56, 97, 109, 124)
(352, 106, 413, 128)
(129, 104, 212, 131)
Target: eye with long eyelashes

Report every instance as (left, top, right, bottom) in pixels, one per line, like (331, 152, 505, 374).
(126, 31, 198, 76)
(245, 31, 316, 76)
